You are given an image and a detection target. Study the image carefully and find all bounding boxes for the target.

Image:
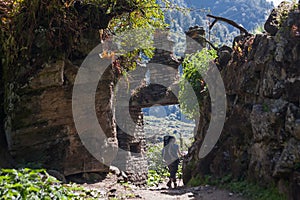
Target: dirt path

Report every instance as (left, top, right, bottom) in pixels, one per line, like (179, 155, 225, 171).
(83, 174, 246, 200)
(137, 184, 245, 200)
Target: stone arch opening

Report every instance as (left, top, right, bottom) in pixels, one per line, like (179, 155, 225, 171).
(130, 83, 196, 150)
(111, 27, 206, 184)
(112, 72, 196, 184)
(142, 104, 195, 145)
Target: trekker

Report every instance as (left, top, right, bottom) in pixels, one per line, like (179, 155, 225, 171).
(162, 136, 183, 188)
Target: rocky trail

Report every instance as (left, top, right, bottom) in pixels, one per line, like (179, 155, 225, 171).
(136, 184, 246, 200)
(82, 173, 246, 200)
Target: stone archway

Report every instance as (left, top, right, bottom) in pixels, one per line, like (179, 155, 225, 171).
(2, 24, 205, 184)
(113, 26, 206, 184)
(111, 30, 182, 184)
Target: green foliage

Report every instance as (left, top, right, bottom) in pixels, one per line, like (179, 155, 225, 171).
(272, 1, 299, 28)
(146, 144, 169, 186)
(147, 144, 166, 173)
(187, 174, 214, 187)
(109, 0, 166, 32)
(262, 103, 270, 112)
(179, 48, 217, 118)
(294, 162, 300, 170)
(146, 143, 184, 186)
(108, 0, 167, 71)
(253, 24, 265, 34)
(0, 0, 167, 73)
(184, 0, 272, 31)
(147, 169, 168, 187)
(224, 180, 287, 200)
(187, 175, 202, 187)
(188, 173, 287, 200)
(165, 0, 273, 48)
(0, 168, 103, 199)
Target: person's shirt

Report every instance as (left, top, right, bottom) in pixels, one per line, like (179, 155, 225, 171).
(162, 143, 179, 165)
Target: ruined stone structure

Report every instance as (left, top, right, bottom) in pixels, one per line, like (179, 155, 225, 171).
(183, 4, 300, 199)
(0, 0, 206, 184)
(113, 30, 182, 184)
(2, 22, 203, 184)
(0, 0, 210, 183)
(3, 1, 300, 198)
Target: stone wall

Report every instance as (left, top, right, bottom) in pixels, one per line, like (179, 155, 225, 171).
(2, 26, 117, 175)
(183, 5, 300, 199)
(0, 53, 14, 168)
(130, 29, 181, 108)
(113, 106, 148, 185)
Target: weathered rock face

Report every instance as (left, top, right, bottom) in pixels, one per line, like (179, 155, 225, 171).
(4, 31, 116, 175)
(0, 71, 14, 168)
(0, 0, 119, 176)
(183, 4, 300, 199)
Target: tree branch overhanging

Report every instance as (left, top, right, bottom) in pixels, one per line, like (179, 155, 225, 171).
(207, 14, 251, 36)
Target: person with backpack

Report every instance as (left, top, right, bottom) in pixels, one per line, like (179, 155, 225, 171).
(162, 135, 183, 188)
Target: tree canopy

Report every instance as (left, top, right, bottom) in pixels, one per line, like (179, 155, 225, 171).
(0, 0, 167, 73)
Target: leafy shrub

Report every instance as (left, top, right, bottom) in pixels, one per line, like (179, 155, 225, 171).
(187, 175, 202, 187)
(179, 48, 217, 119)
(187, 174, 212, 187)
(146, 144, 170, 186)
(0, 168, 103, 200)
(186, 173, 287, 200)
(225, 180, 287, 200)
(147, 169, 167, 187)
(189, 173, 287, 200)
(146, 143, 184, 186)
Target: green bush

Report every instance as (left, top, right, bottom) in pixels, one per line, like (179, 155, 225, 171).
(179, 48, 217, 119)
(187, 174, 212, 187)
(147, 144, 169, 186)
(186, 173, 287, 200)
(225, 180, 287, 200)
(147, 169, 169, 187)
(187, 175, 202, 187)
(146, 143, 184, 186)
(0, 168, 103, 200)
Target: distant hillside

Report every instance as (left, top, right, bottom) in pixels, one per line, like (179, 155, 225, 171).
(143, 115, 194, 147)
(161, 0, 274, 49)
(185, 0, 273, 30)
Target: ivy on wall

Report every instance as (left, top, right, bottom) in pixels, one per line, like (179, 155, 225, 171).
(179, 48, 217, 118)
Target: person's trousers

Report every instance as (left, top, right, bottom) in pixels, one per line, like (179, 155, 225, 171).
(168, 159, 180, 179)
